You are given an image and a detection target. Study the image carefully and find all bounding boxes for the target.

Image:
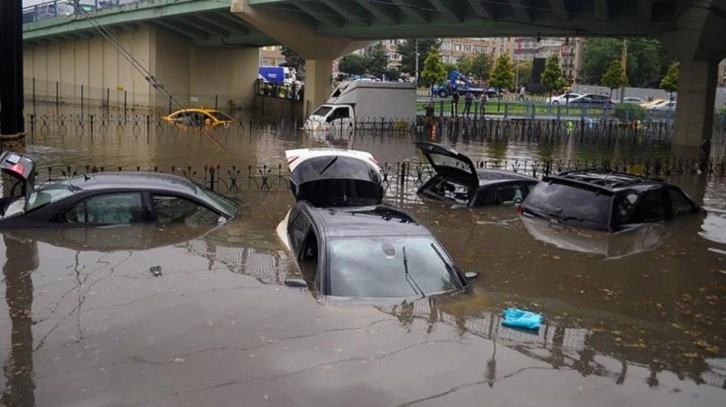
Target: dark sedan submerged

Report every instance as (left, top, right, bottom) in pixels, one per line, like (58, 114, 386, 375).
(416, 142, 538, 207)
(279, 201, 474, 299)
(0, 152, 237, 229)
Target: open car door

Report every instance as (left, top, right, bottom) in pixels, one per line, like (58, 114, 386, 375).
(0, 151, 36, 213)
(415, 142, 478, 188)
(285, 148, 383, 207)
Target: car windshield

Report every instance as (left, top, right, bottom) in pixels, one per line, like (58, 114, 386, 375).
(327, 236, 460, 298)
(193, 185, 238, 217)
(27, 182, 77, 211)
(525, 182, 613, 227)
(207, 111, 233, 121)
(312, 106, 332, 117)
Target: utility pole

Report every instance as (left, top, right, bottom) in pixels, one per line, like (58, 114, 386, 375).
(414, 39, 419, 85)
(0, 0, 26, 148)
(620, 38, 628, 102)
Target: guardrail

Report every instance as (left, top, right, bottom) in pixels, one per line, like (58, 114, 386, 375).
(22, 0, 140, 24)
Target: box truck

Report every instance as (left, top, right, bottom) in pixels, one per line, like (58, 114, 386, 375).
(258, 66, 295, 85)
(304, 81, 416, 133)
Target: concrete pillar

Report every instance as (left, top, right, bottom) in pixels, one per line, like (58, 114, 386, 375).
(0, 0, 25, 145)
(659, 0, 726, 158)
(303, 59, 333, 117)
(231, 0, 369, 117)
(673, 59, 718, 152)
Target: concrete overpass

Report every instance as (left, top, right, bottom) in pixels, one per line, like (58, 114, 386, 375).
(21, 0, 726, 151)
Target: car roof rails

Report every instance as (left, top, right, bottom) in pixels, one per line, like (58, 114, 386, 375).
(554, 169, 662, 189)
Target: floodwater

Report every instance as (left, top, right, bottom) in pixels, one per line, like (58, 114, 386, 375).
(1, 111, 725, 406)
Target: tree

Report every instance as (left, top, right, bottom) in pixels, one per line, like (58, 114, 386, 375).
(660, 62, 679, 101)
(366, 43, 389, 78)
(281, 46, 305, 72)
(457, 55, 474, 76)
(470, 53, 490, 82)
(442, 62, 457, 75)
(489, 54, 515, 92)
(581, 38, 667, 87)
(338, 53, 367, 76)
(540, 55, 565, 96)
(601, 60, 628, 98)
(514, 60, 532, 87)
(397, 38, 440, 79)
(420, 47, 447, 89)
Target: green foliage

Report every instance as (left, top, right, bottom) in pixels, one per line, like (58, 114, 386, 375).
(540, 55, 565, 94)
(443, 62, 458, 75)
(366, 43, 389, 78)
(281, 46, 305, 72)
(660, 62, 679, 93)
(601, 60, 628, 93)
(515, 60, 532, 86)
(471, 53, 490, 81)
(420, 47, 447, 88)
(457, 55, 474, 76)
(384, 68, 401, 81)
(397, 38, 440, 78)
(582, 38, 667, 87)
(614, 103, 646, 121)
(338, 54, 367, 76)
(489, 54, 515, 91)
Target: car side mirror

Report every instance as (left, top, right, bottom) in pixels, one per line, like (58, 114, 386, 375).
(464, 272, 479, 280)
(284, 278, 308, 288)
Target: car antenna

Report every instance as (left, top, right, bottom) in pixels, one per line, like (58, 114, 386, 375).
(403, 246, 425, 298)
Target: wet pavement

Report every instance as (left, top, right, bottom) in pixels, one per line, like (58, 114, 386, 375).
(1, 115, 725, 405)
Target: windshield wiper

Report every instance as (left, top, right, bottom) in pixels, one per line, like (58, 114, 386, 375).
(403, 246, 425, 298)
(318, 156, 339, 175)
(429, 243, 463, 289)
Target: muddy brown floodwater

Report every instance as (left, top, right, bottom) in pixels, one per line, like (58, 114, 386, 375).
(1, 115, 725, 406)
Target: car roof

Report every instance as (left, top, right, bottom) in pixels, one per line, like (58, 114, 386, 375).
(549, 169, 666, 192)
(303, 203, 432, 238)
(475, 168, 537, 185)
(63, 171, 201, 195)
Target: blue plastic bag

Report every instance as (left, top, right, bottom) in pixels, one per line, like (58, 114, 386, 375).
(502, 308, 543, 330)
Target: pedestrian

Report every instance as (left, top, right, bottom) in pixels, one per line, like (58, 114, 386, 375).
(518, 85, 525, 101)
(479, 92, 488, 117)
(463, 91, 473, 117)
(451, 91, 460, 117)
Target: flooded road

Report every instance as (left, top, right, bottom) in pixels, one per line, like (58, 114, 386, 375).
(1, 115, 725, 405)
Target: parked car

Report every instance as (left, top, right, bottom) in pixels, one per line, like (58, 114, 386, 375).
(415, 142, 538, 207)
(162, 108, 235, 127)
(567, 94, 614, 107)
(647, 100, 676, 112)
(278, 201, 475, 298)
(0, 152, 238, 229)
(620, 97, 646, 104)
(547, 92, 582, 105)
(640, 98, 666, 108)
(517, 169, 702, 232)
(284, 148, 383, 207)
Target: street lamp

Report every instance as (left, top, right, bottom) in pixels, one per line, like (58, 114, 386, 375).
(414, 39, 419, 85)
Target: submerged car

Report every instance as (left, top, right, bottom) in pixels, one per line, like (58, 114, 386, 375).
(0, 152, 237, 229)
(162, 108, 235, 127)
(278, 201, 474, 299)
(518, 169, 702, 232)
(285, 148, 383, 207)
(416, 142, 538, 207)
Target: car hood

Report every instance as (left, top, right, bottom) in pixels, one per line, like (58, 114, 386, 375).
(0, 151, 36, 212)
(416, 142, 478, 187)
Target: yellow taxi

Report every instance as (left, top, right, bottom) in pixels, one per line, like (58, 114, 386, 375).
(162, 108, 235, 127)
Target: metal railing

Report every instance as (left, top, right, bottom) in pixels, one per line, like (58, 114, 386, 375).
(22, 0, 141, 24)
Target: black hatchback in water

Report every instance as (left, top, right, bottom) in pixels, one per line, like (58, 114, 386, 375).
(0, 152, 238, 229)
(518, 169, 702, 232)
(416, 142, 538, 207)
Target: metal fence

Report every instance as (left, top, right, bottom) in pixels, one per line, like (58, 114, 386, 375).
(30, 157, 726, 198)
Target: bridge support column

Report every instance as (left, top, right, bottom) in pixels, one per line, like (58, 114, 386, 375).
(303, 59, 333, 118)
(659, 0, 726, 159)
(672, 59, 718, 154)
(231, 0, 369, 118)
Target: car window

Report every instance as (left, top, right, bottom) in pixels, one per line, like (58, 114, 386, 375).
(65, 193, 144, 224)
(524, 182, 613, 226)
(327, 236, 459, 297)
(667, 187, 695, 216)
(629, 189, 665, 223)
(152, 194, 219, 226)
(288, 211, 311, 257)
(424, 178, 472, 205)
(493, 184, 530, 205)
(27, 182, 76, 212)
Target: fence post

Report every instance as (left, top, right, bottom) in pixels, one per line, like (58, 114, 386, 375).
(80, 84, 84, 119)
(55, 81, 59, 112)
(124, 90, 128, 123)
(32, 77, 36, 116)
(214, 94, 218, 110)
(504, 100, 509, 119)
(106, 88, 110, 115)
(168, 96, 172, 115)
